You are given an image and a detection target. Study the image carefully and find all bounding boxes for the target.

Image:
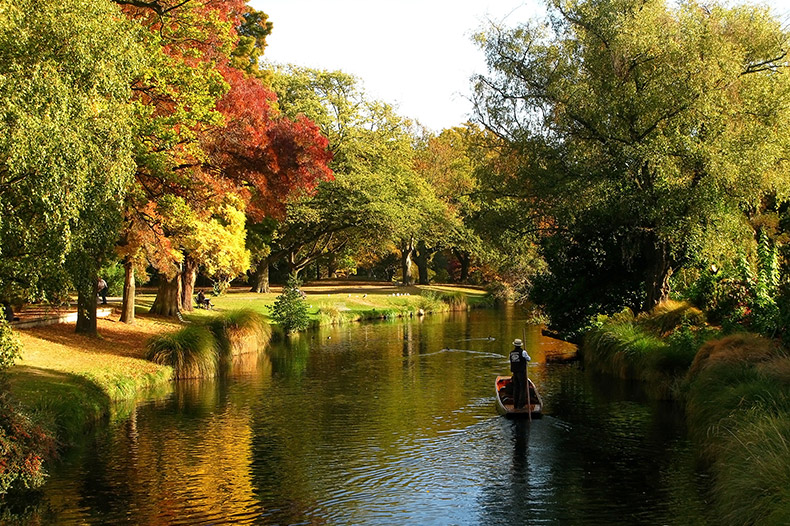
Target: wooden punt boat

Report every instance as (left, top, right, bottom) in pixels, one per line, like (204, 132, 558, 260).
(495, 375, 543, 418)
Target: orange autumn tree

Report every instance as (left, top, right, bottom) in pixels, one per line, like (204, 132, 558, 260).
(115, 1, 331, 321)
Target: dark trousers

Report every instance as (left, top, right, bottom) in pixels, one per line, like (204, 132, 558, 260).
(512, 372, 526, 408)
(99, 287, 107, 304)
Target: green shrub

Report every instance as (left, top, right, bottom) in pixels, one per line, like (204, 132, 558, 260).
(433, 268, 451, 283)
(98, 261, 126, 297)
(659, 325, 719, 375)
(269, 277, 310, 334)
(145, 325, 218, 379)
(485, 281, 514, 302)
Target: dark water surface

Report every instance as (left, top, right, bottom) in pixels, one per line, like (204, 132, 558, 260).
(11, 307, 710, 525)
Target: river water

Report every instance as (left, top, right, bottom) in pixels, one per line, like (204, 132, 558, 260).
(9, 307, 710, 525)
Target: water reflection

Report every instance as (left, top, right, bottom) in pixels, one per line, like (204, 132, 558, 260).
(7, 309, 710, 525)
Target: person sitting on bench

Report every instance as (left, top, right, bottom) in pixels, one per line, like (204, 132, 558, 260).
(196, 290, 213, 309)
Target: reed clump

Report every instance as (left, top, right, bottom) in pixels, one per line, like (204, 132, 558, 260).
(438, 291, 468, 310)
(145, 325, 218, 379)
(146, 309, 272, 378)
(687, 333, 780, 380)
(315, 305, 362, 325)
(206, 308, 271, 359)
(712, 414, 790, 526)
(416, 290, 444, 313)
(316, 305, 343, 325)
(637, 300, 706, 335)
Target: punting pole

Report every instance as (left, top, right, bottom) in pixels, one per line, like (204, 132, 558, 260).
(523, 326, 531, 422)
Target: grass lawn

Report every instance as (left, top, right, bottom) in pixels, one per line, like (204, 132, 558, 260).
(184, 281, 490, 323)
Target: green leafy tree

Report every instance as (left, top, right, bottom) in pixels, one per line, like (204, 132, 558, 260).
(413, 125, 491, 284)
(269, 276, 309, 333)
(268, 66, 454, 285)
(0, 0, 146, 315)
(474, 0, 790, 332)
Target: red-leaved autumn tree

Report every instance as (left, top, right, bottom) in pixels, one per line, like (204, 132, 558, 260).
(115, 1, 332, 321)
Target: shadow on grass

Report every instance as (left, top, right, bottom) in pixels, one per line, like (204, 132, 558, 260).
(21, 316, 179, 359)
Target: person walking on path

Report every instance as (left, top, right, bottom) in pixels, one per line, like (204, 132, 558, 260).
(98, 278, 108, 305)
(509, 339, 531, 409)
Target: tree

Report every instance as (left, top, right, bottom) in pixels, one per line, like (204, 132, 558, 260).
(474, 0, 790, 329)
(117, 0, 236, 318)
(117, 2, 332, 319)
(268, 66, 453, 285)
(179, 196, 250, 311)
(413, 125, 490, 284)
(269, 276, 309, 333)
(0, 0, 146, 334)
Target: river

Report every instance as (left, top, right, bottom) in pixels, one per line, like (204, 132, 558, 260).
(7, 307, 710, 525)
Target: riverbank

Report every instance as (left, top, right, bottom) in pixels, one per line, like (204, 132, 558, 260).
(11, 316, 177, 444)
(6, 282, 489, 469)
(582, 301, 790, 526)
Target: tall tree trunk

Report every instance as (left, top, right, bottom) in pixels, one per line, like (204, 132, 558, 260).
(149, 272, 182, 317)
(400, 236, 415, 286)
(250, 259, 270, 293)
(327, 253, 337, 278)
(287, 250, 305, 280)
(120, 256, 136, 324)
(75, 287, 98, 335)
(453, 248, 471, 283)
(415, 240, 431, 285)
(181, 257, 198, 312)
(643, 240, 673, 311)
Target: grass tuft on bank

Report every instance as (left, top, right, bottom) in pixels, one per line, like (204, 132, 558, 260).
(205, 308, 271, 359)
(584, 301, 790, 525)
(146, 325, 218, 379)
(146, 309, 272, 378)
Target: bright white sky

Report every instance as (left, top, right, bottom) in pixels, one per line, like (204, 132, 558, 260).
(251, 0, 790, 132)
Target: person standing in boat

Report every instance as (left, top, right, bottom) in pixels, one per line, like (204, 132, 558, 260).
(509, 339, 531, 409)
